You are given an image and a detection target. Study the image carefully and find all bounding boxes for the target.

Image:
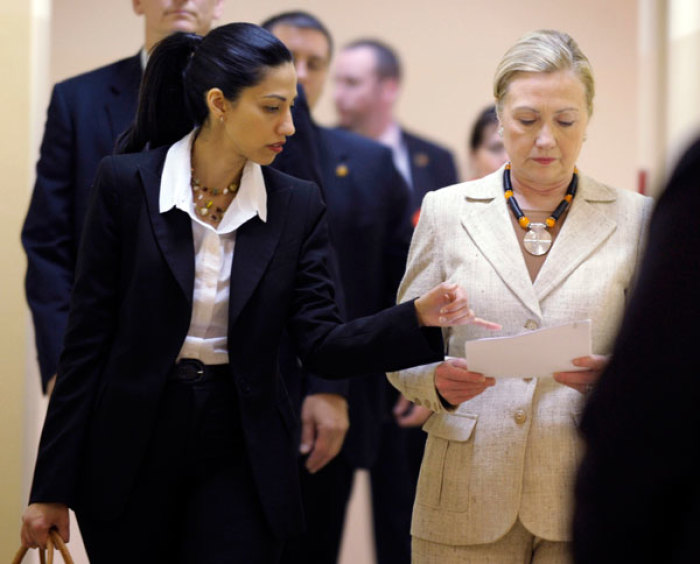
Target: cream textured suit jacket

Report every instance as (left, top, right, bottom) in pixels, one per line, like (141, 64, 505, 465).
(388, 167, 652, 546)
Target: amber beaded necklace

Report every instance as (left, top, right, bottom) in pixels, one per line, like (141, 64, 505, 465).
(503, 163, 578, 256)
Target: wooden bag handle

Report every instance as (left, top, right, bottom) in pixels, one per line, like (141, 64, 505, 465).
(12, 529, 74, 564)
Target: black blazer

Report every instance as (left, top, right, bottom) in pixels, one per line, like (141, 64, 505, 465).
(29, 147, 443, 539)
(21, 53, 323, 391)
(282, 126, 414, 467)
(403, 129, 458, 216)
(573, 137, 700, 563)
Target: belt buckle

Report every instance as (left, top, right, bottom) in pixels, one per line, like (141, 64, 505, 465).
(177, 359, 205, 381)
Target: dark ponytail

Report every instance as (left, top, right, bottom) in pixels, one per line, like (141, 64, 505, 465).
(116, 23, 292, 154)
(116, 33, 202, 154)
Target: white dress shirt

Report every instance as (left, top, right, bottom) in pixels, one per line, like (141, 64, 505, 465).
(159, 130, 268, 364)
(377, 121, 413, 189)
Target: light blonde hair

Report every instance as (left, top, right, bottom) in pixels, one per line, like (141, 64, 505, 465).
(493, 30, 595, 117)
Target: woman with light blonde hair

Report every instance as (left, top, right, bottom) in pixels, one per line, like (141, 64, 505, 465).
(389, 29, 651, 563)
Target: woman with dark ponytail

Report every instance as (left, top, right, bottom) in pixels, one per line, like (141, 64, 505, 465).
(20, 23, 490, 563)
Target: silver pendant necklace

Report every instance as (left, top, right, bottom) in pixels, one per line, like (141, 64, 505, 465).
(523, 223, 552, 256)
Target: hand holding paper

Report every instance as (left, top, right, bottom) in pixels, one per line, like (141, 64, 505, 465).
(553, 354, 608, 395)
(435, 357, 496, 407)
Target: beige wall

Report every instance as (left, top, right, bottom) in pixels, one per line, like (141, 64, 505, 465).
(667, 0, 700, 165)
(1, 0, 48, 560)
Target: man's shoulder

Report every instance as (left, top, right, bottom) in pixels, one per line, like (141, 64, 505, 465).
(54, 53, 141, 93)
(263, 164, 319, 193)
(401, 128, 454, 159)
(319, 126, 393, 163)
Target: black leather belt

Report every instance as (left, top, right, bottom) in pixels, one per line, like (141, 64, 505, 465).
(168, 359, 230, 382)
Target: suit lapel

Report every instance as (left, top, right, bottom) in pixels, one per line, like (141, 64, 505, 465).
(139, 149, 195, 303)
(460, 175, 542, 318)
(105, 54, 141, 141)
(534, 176, 617, 301)
(228, 169, 293, 328)
(403, 132, 429, 194)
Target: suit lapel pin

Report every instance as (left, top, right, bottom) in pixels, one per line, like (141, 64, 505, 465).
(335, 164, 349, 177)
(414, 152, 430, 167)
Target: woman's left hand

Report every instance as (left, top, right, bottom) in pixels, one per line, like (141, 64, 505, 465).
(415, 282, 501, 329)
(553, 354, 609, 394)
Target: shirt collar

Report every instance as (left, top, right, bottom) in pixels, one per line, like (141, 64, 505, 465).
(139, 47, 148, 72)
(159, 130, 268, 233)
(377, 121, 404, 152)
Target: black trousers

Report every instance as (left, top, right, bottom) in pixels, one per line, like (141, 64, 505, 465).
(76, 361, 283, 563)
(281, 417, 425, 564)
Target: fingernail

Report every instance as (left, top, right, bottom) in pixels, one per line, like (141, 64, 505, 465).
(439, 316, 446, 323)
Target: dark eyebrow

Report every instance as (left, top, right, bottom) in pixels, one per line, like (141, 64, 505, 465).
(262, 94, 288, 102)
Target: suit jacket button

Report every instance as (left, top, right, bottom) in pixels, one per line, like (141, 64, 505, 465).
(514, 409, 527, 424)
(524, 319, 539, 330)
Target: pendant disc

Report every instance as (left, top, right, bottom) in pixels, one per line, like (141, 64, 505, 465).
(523, 223, 552, 256)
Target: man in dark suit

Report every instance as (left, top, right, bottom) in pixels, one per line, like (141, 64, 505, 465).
(333, 39, 459, 224)
(22, 0, 323, 395)
(573, 136, 700, 563)
(263, 12, 418, 564)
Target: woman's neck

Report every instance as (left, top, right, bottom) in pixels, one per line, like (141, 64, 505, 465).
(191, 127, 245, 188)
(509, 172, 571, 211)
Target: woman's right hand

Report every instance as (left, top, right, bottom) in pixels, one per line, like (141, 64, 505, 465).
(414, 282, 501, 329)
(21, 502, 69, 549)
(435, 357, 495, 407)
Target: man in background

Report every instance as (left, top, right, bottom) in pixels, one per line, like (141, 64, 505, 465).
(333, 39, 458, 224)
(22, 0, 321, 396)
(263, 11, 418, 564)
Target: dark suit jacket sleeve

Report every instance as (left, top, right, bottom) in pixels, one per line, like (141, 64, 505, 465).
(294, 144, 412, 399)
(22, 84, 78, 392)
(29, 157, 122, 506)
(287, 186, 443, 378)
(573, 138, 700, 563)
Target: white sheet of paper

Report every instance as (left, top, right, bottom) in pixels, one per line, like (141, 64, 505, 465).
(464, 319, 592, 379)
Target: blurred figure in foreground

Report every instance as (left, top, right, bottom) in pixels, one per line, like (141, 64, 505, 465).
(574, 136, 700, 564)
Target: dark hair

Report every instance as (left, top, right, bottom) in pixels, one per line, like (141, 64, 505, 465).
(343, 38, 401, 81)
(469, 105, 499, 152)
(116, 23, 292, 154)
(261, 11, 333, 58)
